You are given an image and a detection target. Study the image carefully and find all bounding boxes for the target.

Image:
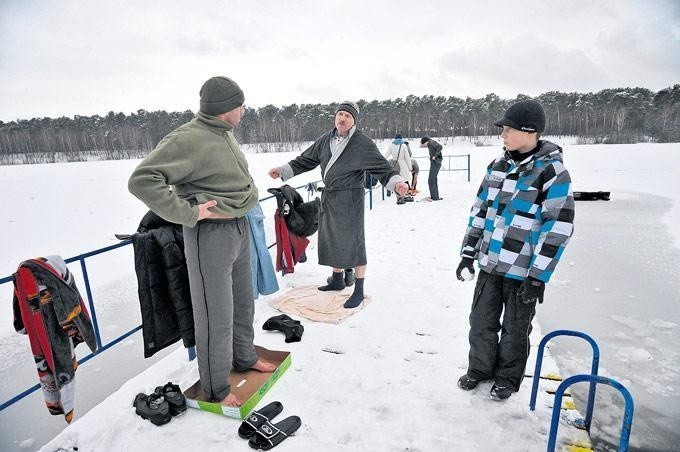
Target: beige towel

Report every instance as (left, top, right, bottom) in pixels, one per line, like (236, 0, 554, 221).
(269, 285, 371, 324)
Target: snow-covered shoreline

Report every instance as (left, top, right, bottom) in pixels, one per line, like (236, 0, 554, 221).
(1, 140, 679, 451)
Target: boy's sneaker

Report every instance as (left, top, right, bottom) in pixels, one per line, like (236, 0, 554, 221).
(457, 374, 479, 390)
(155, 382, 187, 416)
(133, 392, 172, 425)
(490, 384, 513, 401)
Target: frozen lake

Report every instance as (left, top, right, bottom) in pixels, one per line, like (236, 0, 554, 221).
(1, 139, 679, 451)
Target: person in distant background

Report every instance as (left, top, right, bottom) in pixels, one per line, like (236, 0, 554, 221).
(455, 99, 575, 401)
(420, 136, 443, 201)
(405, 141, 419, 195)
(384, 133, 413, 205)
(128, 76, 276, 408)
(268, 101, 409, 308)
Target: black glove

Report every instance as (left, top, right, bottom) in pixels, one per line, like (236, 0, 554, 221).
(518, 277, 545, 304)
(455, 257, 475, 281)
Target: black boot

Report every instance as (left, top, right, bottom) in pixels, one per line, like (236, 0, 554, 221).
(319, 271, 345, 291)
(326, 269, 355, 287)
(344, 277, 365, 308)
(263, 314, 304, 343)
(344, 269, 355, 287)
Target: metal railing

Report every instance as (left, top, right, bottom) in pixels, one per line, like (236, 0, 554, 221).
(529, 329, 600, 432)
(412, 153, 471, 182)
(0, 181, 319, 413)
(530, 330, 635, 452)
(0, 241, 137, 412)
(1, 156, 472, 412)
(547, 375, 634, 452)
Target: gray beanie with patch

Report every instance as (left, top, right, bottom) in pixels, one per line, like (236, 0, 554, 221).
(199, 76, 245, 115)
(335, 101, 359, 122)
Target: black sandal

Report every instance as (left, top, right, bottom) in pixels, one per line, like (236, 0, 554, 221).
(238, 401, 284, 439)
(248, 416, 301, 450)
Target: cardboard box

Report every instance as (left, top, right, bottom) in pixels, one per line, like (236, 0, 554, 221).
(183, 346, 291, 419)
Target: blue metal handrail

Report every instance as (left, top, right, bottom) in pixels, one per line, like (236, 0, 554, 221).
(0, 181, 320, 413)
(529, 330, 600, 432)
(367, 153, 471, 207)
(412, 153, 471, 182)
(0, 241, 139, 412)
(547, 374, 634, 452)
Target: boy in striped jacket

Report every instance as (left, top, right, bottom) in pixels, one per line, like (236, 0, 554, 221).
(455, 100, 575, 401)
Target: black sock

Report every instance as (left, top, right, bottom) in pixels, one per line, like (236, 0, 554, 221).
(344, 278, 365, 308)
(319, 271, 345, 291)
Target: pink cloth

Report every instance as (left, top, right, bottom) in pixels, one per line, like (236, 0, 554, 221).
(269, 285, 371, 324)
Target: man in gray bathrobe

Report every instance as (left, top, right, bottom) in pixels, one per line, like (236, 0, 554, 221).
(269, 101, 409, 308)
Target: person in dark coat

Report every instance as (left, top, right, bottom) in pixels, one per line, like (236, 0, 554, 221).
(269, 101, 409, 308)
(420, 136, 443, 201)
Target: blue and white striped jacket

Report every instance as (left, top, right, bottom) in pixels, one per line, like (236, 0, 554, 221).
(460, 141, 575, 283)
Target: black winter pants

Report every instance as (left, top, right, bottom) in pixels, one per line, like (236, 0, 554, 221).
(466, 271, 537, 391)
(428, 159, 441, 200)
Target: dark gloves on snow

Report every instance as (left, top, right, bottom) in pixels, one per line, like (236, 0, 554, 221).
(455, 257, 476, 281)
(518, 277, 545, 304)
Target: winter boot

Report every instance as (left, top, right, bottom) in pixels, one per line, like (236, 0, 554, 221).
(343, 269, 356, 287)
(133, 392, 172, 426)
(263, 314, 304, 343)
(457, 374, 479, 390)
(326, 269, 355, 287)
(490, 384, 513, 401)
(155, 382, 186, 416)
(319, 271, 345, 291)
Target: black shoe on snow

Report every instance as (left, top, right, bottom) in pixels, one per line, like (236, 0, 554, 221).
(490, 384, 513, 401)
(343, 269, 355, 287)
(457, 374, 479, 391)
(262, 314, 304, 343)
(319, 271, 345, 291)
(133, 392, 172, 425)
(326, 269, 355, 287)
(155, 382, 186, 416)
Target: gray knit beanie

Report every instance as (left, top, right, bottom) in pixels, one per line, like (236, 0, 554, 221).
(335, 101, 359, 122)
(199, 76, 245, 115)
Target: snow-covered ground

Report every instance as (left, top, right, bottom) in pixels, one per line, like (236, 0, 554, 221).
(1, 138, 678, 451)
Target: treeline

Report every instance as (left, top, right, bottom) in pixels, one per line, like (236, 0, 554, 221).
(1, 85, 679, 164)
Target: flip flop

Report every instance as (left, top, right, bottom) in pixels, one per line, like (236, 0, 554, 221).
(238, 401, 284, 439)
(248, 416, 302, 450)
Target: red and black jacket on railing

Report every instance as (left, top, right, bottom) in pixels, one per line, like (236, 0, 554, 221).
(13, 255, 97, 423)
(267, 185, 318, 275)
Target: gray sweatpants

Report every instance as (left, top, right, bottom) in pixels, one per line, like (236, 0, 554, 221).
(183, 217, 258, 401)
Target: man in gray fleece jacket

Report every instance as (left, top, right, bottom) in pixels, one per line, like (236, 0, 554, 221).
(129, 76, 275, 407)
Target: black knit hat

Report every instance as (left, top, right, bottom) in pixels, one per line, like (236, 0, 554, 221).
(199, 76, 245, 115)
(420, 136, 430, 145)
(494, 99, 545, 133)
(335, 101, 359, 122)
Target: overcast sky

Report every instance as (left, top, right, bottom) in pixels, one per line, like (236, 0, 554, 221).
(1, 0, 678, 121)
